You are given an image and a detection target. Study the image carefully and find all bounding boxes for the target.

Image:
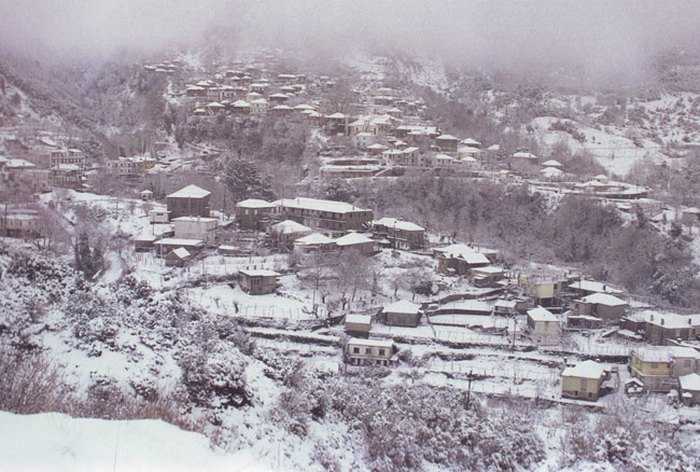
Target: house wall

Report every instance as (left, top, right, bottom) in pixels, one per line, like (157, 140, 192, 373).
(346, 343, 392, 366)
(629, 354, 672, 376)
(385, 312, 420, 327)
(673, 357, 700, 377)
(562, 375, 602, 401)
(235, 207, 272, 230)
(166, 195, 211, 219)
(173, 219, 217, 243)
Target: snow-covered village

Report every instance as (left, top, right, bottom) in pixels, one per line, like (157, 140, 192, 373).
(3, 2, 700, 471)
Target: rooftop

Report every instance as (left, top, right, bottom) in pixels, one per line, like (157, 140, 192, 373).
(562, 360, 608, 379)
(383, 300, 421, 315)
(578, 293, 628, 307)
(335, 232, 374, 246)
(240, 268, 280, 277)
(294, 233, 335, 245)
(527, 306, 558, 322)
(374, 217, 424, 232)
(345, 314, 372, 325)
(347, 338, 393, 349)
(274, 197, 370, 214)
(679, 373, 700, 391)
(167, 185, 211, 199)
(236, 198, 274, 209)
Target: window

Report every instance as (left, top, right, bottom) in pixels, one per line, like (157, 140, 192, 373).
(365, 348, 371, 355)
(378, 349, 385, 356)
(352, 347, 359, 354)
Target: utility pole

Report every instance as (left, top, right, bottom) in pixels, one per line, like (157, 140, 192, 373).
(465, 370, 474, 409)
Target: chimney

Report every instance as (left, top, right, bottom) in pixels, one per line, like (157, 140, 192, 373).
(661, 319, 665, 326)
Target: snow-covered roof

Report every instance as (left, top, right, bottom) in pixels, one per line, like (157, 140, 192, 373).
(171, 216, 218, 223)
(527, 306, 558, 322)
(578, 293, 627, 307)
(269, 219, 312, 235)
(335, 232, 374, 246)
(347, 338, 393, 349)
(641, 311, 700, 329)
(155, 238, 204, 247)
(206, 101, 224, 108)
(670, 346, 700, 359)
(568, 280, 622, 295)
(167, 185, 211, 199)
(293, 104, 315, 110)
(562, 360, 607, 379)
(461, 138, 482, 146)
(436, 134, 459, 141)
(458, 146, 481, 154)
(679, 373, 700, 392)
(250, 98, 268, 105)
(513, 151, 537, 159)
(169, 247, 191, 259)
(632, 348, 672, 363)
(294, 233, 335, 245)
(345, 314, 371, 325)
(541, 159, 563, 168)
(235, 198, 273, 209)
(327, 112, 346, 119)
(232, 100, 250, 107)
(367, 143, 388, 150)
(274, 197, 369, 214)
(383, 300, 420, 315)
(435, 153, 455, 161)
(472, 265, 504, 274)
(239, 268, 280, 277)
(374, 217, 424, 232)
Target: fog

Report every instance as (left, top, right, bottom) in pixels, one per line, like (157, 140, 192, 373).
(3, 0, 700, 80)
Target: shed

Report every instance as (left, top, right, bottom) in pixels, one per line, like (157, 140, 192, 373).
(239, 268, 280, 295)
(165, 247, 191, 267)
(345, 314, 372, 337)
(383, 300, 421, 327)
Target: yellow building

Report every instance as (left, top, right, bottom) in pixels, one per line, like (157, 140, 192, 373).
(561, 360, 610, 401)
(629, 349, 674, 392)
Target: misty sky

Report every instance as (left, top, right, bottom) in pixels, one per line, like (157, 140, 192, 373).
(3, 0, 700, 78)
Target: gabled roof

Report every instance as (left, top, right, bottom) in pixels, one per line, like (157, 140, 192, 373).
(562, 360, 607, 379)
(383, 300, 420, 315)
(578, 293, 627, 307)
(235, 198, 273, 209)
(167, 185, 211, 199)
(335, 232, 374, 246)
(542, 159, 563, 167)
(436, 134, 459, 141)
(527, 306, 558, 322)
(327, 112, 346, 119)
(513, 151, 537, 159)
(461, 138, 482, 146)
(374, 217, 424, 232)
(232, 100, 251, 107)
(270, 219, 312, 235)
(169, 247, 191, 259)
(294, 232, 335, 245)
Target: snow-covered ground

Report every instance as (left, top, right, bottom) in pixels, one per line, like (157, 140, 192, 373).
(0, 411, 278, 472)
